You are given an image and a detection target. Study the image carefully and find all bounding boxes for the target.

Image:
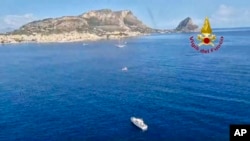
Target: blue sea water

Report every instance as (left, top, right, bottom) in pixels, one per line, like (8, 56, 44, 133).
(0, 28, 250, 141)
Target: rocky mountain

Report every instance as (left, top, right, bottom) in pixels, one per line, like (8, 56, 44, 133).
(175, 17, 199, 32)
(10, 9, 154, 35)
(0, 9, 200, 44)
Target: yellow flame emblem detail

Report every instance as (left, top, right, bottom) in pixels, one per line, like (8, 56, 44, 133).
(197, 17, 216, 46)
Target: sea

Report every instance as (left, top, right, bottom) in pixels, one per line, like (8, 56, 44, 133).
(0, 28, 249, 141)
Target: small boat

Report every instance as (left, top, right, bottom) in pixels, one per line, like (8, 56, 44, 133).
(130, 117, 148, 131)
(82, 43, 88, 46)
(116, 44, 126, 48)
(122, 67, 128, 71)
(115, 36, 126, 48)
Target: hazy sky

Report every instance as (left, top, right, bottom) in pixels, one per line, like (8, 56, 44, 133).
(0, 0, 250, 30)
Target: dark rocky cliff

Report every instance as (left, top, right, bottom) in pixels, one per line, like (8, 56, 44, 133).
(175, 17, 199, 32)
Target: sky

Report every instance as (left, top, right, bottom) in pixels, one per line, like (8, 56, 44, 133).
(0, 0, 250, 31)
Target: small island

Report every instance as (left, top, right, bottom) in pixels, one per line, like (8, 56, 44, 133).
(0, 9, 199, 44)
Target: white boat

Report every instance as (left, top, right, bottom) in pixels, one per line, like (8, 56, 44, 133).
(82, 43, 88, 46)
(116, 44, 126, 48)
(122, 67, 128, 71)
(130, 117, 148, 131)
(115, 36, 126, 48)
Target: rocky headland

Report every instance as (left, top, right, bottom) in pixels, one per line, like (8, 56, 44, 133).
(0, 9, 198, 44)
(175, 17, 199, 32)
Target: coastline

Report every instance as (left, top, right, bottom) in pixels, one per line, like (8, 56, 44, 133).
(0, 31, 148, 44)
